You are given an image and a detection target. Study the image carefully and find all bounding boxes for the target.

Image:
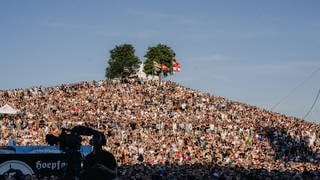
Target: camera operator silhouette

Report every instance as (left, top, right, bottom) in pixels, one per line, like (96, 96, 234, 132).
(82, 128, 117, 180)
(46, 125, 117, 180)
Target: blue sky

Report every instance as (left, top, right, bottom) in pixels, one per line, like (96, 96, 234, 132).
(1, 1, 320, 123)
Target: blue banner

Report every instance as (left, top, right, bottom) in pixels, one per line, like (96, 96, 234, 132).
(4, 146, 92, 156)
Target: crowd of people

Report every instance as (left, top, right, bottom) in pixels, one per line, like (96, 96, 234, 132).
(1, 79, 320, 179)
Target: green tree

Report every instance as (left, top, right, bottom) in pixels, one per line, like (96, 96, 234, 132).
(105, 44, 141, 80)
(143, 44, 176, 78)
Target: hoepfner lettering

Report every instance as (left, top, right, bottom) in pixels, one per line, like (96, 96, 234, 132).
(36, 160, 67, 170)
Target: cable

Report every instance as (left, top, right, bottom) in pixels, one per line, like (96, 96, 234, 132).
(270, 67, 320, 111)
(303, 88, 320, 120)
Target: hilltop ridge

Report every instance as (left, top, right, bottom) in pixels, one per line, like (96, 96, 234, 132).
(1, 79, 320, 178)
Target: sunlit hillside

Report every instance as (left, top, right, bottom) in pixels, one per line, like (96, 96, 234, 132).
(1, 79, 319, 178)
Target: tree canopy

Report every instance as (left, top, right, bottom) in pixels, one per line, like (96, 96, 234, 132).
(105, 44, 141, 80)
(143, 44, 176, 77)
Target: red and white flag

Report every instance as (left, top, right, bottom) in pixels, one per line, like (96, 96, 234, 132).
(172, 60, 181, 73)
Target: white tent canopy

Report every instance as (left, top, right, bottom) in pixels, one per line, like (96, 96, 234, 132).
(0, 104, 21, 115)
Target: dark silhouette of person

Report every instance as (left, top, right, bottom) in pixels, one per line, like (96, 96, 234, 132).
(82, 133, 117, 180)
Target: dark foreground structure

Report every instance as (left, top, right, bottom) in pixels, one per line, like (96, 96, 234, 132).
(0, 126, 117, 180)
